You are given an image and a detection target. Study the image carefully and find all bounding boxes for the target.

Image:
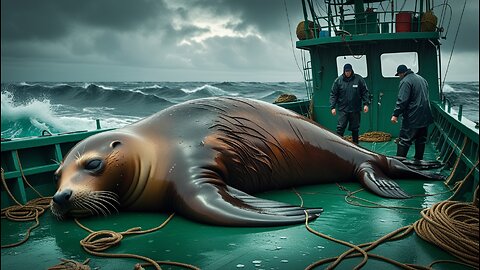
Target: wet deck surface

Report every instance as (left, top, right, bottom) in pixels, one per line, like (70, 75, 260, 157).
(1, 141, 464, 270)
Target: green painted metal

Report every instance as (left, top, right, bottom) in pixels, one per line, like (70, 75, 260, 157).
(276, 99, 311, 117)
(1, 129, 112, 208)
(297, 1, 441, 137)
(430, 102, 479, 202)
(1, 129, 112, 152)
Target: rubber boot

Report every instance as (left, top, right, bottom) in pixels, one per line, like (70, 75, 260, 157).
(414, 143, 426, 161)
(352, 130, 359, 144)
(396, 144, 409, 158)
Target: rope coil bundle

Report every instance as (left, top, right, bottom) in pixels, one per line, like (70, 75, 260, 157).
(296, 20, 319, 40)
(47, 258, 91, 270)
(274, 94, 298, 104)
(344, 131, 392, 142)
(413, 200, 479, 267)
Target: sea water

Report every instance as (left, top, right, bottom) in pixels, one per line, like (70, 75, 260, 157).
(1, 81, 478, 139)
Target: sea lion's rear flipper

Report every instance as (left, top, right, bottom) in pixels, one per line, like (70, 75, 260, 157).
(393, 156, 444, 170)
(174, 183, 323, 227)
(356, 162, 410, 199)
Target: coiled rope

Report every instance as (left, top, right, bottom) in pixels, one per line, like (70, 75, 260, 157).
(296, 192, 479, 269)
(344, 131, 392, 142)
(1, 164, 52, 248)
(74, 214, 200, 270)
(47, 258, 91, 270)
(274, 94, 298, 104)
(414, 200, 478, 266)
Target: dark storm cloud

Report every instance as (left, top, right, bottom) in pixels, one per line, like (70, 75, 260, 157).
(1, 0, 478, 82)
(1, 0, 169, 41)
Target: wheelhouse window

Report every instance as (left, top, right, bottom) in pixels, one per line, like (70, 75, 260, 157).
(336, 55, 368, 77)
(381, 52, 419, 77)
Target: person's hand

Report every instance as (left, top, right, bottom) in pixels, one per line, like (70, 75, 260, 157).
(331, 108, 336, 116)
(363, 105, 369, 113)
(391, 116, 398, 123)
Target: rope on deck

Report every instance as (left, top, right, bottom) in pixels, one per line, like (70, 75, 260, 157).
(47, 258, 91, 270)
(74, 214, 200, 270)
(344, 131, 392, 142)
(0, 166, 52, 249)
(296, 190, 479, 269)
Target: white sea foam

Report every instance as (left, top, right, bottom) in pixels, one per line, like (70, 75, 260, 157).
(82, 83, 115, 90)
(180, 84, 238, 96)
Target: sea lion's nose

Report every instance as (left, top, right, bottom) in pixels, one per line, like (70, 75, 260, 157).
(52, 189, 72, 205)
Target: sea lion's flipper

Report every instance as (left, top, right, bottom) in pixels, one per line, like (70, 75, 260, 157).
(393, 157, 444, 170)
(174, 183, 322, 227)
(403, 161, 444, 170)
(356, 162, 410, 199)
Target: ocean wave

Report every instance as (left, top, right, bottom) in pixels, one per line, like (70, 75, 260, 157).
(2, 81, 477, 138)
(83, 83, 115, 90)
(181, 84, 239, 97)
(1, 91, 91, 138)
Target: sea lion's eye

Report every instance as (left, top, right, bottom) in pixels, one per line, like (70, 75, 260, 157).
(85, 159, 103, 172)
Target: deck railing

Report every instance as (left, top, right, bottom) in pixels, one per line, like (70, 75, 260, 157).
(430, 102, 479, 202)
(300, 1, 440, 39)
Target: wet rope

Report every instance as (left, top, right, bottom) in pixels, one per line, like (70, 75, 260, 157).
(439, 137, 467, 170)
(413, 200, 479, 267)
(445, 137, 469, 185)
(296, 191, 479, 269)
(47, 258, 91, 270)
(74, 214, 200, 270)
(344, 131, 392, 142)
(274, 93, 298, 104)
(0, 167, 52, 248)
(448, 160, 479, 200)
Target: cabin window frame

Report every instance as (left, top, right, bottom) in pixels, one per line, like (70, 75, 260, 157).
(336, 55, 368, 78)
(380, 52, 419, 78)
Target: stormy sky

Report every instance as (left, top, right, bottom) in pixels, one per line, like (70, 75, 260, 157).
(1, 0, 478, 82)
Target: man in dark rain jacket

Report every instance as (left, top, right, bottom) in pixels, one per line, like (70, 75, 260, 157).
(330, 63, 370, 144)
(390, 64, 433, 160)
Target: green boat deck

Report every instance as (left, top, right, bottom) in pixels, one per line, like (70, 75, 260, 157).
(2, 140, 464, 270)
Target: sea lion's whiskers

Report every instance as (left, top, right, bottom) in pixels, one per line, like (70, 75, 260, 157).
(88, 191, 119, 215)
(49, 202, 63, 220)
(96, 191, 120, 203)
(93, 197, 118, 214)
(73, 198, 97, 216)
(94, 193, 120, 214)
(75, 151, 81, 161)
(82, 197, 107, 216)
(75, 196, 103, 216)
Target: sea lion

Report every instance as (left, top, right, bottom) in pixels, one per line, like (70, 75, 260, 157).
(51, 97, 442, 226)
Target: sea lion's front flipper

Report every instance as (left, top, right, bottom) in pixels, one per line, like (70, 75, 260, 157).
(356, 162, 410, 199)
(174, 182, 323, 227)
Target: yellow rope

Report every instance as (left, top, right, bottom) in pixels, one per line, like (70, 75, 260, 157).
(413, 201, 479, 267)
(273, 94, 297, 104)
(1, 167, 52, 248)
(445, 137, 469, 185)
(47, 258, 91, 270)
(344, 131, 392, 142)
(74, 214, 200, 270)
(295, 190, 479, 269)
(448, 160, 479, 200)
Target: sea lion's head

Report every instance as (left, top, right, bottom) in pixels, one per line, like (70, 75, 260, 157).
(50, 131, 142, 219)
